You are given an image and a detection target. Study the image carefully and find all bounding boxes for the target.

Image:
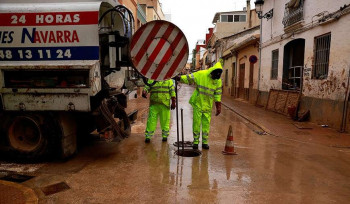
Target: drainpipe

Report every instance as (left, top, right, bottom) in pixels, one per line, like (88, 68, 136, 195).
(341, 69, 350, 132)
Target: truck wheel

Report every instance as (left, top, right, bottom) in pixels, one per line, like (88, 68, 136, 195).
(6, 114, 56, 160)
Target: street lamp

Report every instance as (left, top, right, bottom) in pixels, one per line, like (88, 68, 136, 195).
(254, 0, 273, 20)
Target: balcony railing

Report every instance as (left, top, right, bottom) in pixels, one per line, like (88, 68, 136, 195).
(282, 0, 304, 28)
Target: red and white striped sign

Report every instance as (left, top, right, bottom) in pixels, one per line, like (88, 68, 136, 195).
(130, 20, 189, 81)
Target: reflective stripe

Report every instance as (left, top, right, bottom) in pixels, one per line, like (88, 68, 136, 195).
(152, 86, 169, 89)
(216, 86, 222, 90)
(198, 91, 214, 97)
(202, 133, 209, 136)
(197, 85, 215, 92)
(150, 91, 170, 94)
(214, 91, 222, 95)
(191, 73, 195, 79)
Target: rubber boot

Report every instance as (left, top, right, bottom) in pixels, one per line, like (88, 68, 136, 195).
(202, 144, 209, 149)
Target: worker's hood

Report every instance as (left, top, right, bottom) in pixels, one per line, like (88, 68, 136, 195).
(208, 61, 223, 73)
(208, 61, 223, 80)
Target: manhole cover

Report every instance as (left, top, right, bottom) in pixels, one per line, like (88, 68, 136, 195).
(0, 173, 34, 183)
(41, 182, 70, 196)
(175, 149, 201, 157)
(173, 141, 193, 147)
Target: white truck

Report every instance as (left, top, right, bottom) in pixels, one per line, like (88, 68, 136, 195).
(0, 1, 140, 159)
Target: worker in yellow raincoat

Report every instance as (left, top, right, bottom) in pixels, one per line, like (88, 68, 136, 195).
(142, 79, 176, 143)
(176, 61, 223, 149)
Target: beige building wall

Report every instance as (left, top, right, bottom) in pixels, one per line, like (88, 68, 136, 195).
(214, 22, 247, 38)
(139, 0, 165, 21)
(222, 56, 236, 96)
(259, 0, 350, 129)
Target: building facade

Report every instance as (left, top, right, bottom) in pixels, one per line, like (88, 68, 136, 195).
(222, 26, 260, 101)
(207, 0, 259, 67)
(258, 0, 350, 130)
(138, 0, 165, 21)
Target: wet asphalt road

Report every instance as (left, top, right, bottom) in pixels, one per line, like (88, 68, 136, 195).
(1, 85, 350, 203)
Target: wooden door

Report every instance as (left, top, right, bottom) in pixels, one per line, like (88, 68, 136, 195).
(239, 63, 245, 99)
(231, 62, 236, 97)
(248, 62, 254, 100)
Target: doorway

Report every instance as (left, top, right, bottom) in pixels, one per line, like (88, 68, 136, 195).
(282, 39, 305, 90)
(239, 63, 245, 99)
(248, 62, 254, 101)
(231, 62, 236, 97)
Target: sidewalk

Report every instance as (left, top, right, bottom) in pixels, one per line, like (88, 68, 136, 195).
(221, 95, 350, 148)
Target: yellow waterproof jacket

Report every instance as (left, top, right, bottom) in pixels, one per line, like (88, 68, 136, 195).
(180, 62, 222, 112)
(144, 79, 176, 108)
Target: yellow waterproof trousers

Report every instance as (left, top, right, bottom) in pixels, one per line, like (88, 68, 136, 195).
(145, 104, 170, 139)
(192, 107, 211, 144)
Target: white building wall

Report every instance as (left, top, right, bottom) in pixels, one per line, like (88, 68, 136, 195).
(259, 0, 350, 101)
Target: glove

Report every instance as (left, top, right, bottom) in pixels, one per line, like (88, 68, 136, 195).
(173, 75, 181, 82)
(171, 97, 176, 110)
(142, 90, 148, 98)
(215, 102, 221, 116)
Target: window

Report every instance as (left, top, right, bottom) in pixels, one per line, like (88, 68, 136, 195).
(271, 49, 279, 79)
(234, 15, 246, 22)
(313, 33, 331, 79)
(221, 14, 245, 22)
(221, 15, 233, 22)
(225, 69, 229, 86)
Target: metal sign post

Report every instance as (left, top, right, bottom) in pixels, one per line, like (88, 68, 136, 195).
(175, 79, 179, 153)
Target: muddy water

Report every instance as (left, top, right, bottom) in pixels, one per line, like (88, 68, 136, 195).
(3, 85, 350, 203)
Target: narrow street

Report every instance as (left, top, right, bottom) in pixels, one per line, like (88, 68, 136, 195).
(1, 85, 350, 203)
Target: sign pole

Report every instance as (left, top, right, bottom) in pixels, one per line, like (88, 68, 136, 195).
(175, 79, 180, 153)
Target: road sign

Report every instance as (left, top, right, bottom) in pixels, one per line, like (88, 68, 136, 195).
(130, 20, 189, 81)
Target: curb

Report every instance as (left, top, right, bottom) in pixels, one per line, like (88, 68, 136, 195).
(221, 102, 272, 135)
(0, 180, 38, 204)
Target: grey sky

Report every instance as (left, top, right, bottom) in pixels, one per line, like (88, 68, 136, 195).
(159, 0, 250, 56)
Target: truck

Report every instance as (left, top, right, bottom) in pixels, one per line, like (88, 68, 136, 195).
(0, 1, 141, 159)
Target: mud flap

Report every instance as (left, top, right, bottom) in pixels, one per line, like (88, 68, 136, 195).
(57, 113, 77, 159)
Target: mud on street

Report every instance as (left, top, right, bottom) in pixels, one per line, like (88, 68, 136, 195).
(0, 85, 350, 203)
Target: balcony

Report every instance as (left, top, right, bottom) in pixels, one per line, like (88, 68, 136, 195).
(282, 0, 304, 29)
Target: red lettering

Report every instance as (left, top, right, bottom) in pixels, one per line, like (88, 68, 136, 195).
(34, 32, 41, 43)
(39, 31, 48, 43)
(56, 31, 63, 43)
(64, 31, 71, 43)
(72, 30, 79, 42)
(48, 31, 56, 43)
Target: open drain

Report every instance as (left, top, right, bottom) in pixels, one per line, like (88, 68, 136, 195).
(175, 149, 201, 157)
(0, 171, 34, 183)
(173, 141, 193, 147)
(41, 182, 70, 196)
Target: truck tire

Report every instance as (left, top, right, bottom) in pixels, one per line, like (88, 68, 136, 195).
(5, 113, 58, 160)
